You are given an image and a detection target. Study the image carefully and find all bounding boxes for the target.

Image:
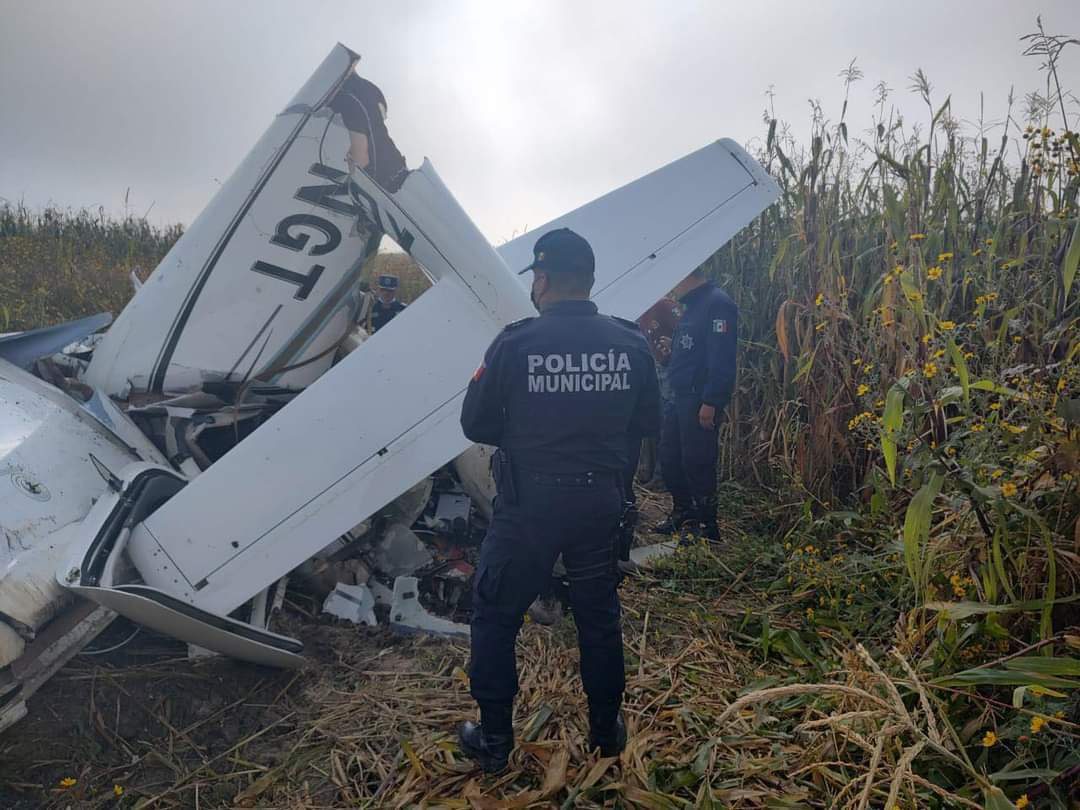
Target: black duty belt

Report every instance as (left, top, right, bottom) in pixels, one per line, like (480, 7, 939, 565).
(523, 469, 618, 488)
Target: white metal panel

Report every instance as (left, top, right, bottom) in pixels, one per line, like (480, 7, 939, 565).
(0, 361, 140, 631)
(84, 44, 368, 396)
(129, 278, 502, 613)
(497, 139, 780, 320)
(68, 584, 304, 669)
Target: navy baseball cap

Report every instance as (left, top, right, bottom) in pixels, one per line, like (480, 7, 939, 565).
(377, 274, 399, 290)
(518, 228, 595, 275)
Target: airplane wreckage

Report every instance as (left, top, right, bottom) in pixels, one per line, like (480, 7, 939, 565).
(0, 44, 779, 732)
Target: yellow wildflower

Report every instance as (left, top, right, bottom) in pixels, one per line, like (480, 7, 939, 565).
(883, 274, 894, 285)
(1001, 482, 1018, 498)
(1058, 378, 1067, 392)
(927, 265, 943, 280)
(875, 399, 885, 407)
(853, 357, 862, 366)
(934, 349, 946, 359)
(863, 363, 874, 374)
(59, 777, 77, 788)
(971, 422, 985, 432)
(815, 322, 826, 332)
(114, 785, 125, 797)
(985, 238, 994, 246)
(910, 233, 927, 241)
(922, 334, 932, 344)
(889, 240, 899, 251)
(923, 362, 939, 379)
(963, 351, 974, 360)
(981, 730, 998, 747)
(1013, 335, 1022, 344)
(1016, 795, 1030, 809)
(939, 320, 956, 330)
(857, 384, 869, 396)
(806, 607, 815, 620)
(1030, 715, 1047, 734)
(990, 402, 1001, 411)
(937, 252, 954, 262)
(1002, 423, 1027, 435)
(990, 469, 1005, 480)
(815, 293, 824, 307)
(906, 290, 924, 303)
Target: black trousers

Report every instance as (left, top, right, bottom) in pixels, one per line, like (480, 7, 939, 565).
(659, 395, 719, 509)
(469, 473, 624, 731)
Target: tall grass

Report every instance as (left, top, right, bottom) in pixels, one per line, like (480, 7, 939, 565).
(0, 203, 182, 331)
(692, 23, 1080, 801)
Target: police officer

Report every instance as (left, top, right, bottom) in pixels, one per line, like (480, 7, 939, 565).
(458, 228, 660, 773)
(328, 71, 408, 192)
(655, 268, 738, 541)
(368, 274, 407, 332)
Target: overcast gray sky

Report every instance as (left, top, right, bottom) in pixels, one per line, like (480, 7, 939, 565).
(1, 1, 1076, 244)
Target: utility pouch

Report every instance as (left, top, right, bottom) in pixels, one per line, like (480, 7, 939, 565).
(492, 449, 518, 506)
(617, 502, 638, 563)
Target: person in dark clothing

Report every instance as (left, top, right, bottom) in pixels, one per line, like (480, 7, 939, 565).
(458, 228, 661, 773)
(654, 268, 738, 541)
(327, 73, 408, 192)
(368, 274, 406, 332)
(634, 297, 680, 487)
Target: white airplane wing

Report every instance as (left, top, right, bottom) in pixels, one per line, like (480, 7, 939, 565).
(497, 139, 779, 320)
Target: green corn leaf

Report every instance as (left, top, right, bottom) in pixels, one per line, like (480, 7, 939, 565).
(935, 668, 1080, 688)
(903, 473, 943, 596)
(983, 787, 1016, 810)
(989, 768, 1061, 784)
(1063, 218, 1080, 307)
(1004, 656, 1080, 676)
(881, 384, 906, 485)
(946, 338, 970, 407)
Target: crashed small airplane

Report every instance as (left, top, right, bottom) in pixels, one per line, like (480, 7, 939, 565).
(0, 44, 779, 732)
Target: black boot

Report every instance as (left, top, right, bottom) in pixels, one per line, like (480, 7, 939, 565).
(588, 711, 627, 757)
(692, 496, 720, 541)
(652, 503, 691, 534)
(458, 721, 513, 773)
(458, 704, 513, 773)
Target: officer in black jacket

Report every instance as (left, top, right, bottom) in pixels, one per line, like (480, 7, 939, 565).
(459, 228, 661, 773)
(655, 267, 738, 540)
(368, 274, 407, 332)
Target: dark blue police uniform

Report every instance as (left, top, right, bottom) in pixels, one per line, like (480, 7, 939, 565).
(460, 291, 660, 760)
(369, 297, 406, 332)
(659, 280, 738, 536)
